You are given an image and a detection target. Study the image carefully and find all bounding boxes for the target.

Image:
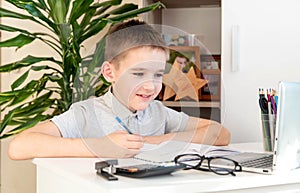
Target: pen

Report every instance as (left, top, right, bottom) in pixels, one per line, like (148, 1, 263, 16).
(259, 88, 268, 114)
(268, 101, 274, 150)
(115, 116, 132, 134)
(267, 89, 271, 102)
(270, 89, 277, 116)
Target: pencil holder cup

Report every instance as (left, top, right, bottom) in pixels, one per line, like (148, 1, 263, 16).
(261, 114, 276, 152)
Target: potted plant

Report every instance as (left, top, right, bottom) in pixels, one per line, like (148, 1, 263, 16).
(0, 0, 164, 139)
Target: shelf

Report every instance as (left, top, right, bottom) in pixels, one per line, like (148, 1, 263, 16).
(162, 101, 220, 108)
(151, 0, 221, 8)
(143, 0, 221, 120)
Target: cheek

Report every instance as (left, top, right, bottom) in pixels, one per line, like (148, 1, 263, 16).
(155, 81, 163, 92)
(114, 76, 145, 103)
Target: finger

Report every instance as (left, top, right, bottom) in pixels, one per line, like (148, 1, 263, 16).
(123, 149, 140, 158)
(127, 134, 144, 142)
(125, 141, 144, 150)
(114, 130, 128, 134)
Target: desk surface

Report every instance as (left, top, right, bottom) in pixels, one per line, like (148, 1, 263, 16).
(33, 143, 300, 193)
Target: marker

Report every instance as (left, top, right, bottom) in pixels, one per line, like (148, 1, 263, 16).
(115, 116, 132, 134)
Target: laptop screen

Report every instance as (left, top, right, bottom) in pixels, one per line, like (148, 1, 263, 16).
(274, 81, 300, 172)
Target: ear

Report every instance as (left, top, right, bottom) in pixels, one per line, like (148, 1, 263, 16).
(101, 61, 115, 83)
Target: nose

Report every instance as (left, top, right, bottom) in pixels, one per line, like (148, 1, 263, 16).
(142, 79, 155, 91)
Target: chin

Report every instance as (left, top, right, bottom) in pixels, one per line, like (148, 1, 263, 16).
(135, 106, 148, 111)
(132, 103, 150, 111)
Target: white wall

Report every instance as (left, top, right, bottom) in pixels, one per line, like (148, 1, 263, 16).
(162, 8, 221, 54)
(221, 0, 300, 143)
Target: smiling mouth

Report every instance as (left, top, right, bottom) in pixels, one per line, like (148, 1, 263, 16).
(136, 94, 152, 99)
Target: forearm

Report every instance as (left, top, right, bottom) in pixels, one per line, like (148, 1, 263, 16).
(188, 123, 231, 146)
(143, 130, 200, 144)
(144, 129, 230, 146)
(144, 119, 231, 146)
(8, 132, 95, 160)
(8, 129, 143, 160)
(184, 118, 230, 145)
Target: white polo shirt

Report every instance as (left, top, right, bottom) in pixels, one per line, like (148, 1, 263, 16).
(51, 90, 189, 138)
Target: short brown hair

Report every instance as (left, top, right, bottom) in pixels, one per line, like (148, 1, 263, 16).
(105, 20, 168, 65)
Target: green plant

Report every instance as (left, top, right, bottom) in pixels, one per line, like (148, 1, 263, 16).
(0, 0, 164, 139)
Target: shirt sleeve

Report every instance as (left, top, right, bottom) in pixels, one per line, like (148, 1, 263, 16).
(51, 102, 86, 138)
(164, 105, 189, 133)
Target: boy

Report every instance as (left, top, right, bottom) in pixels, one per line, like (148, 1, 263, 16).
(8, 20, 230, 160)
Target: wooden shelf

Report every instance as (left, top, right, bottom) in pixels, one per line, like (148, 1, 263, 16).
(162, 101, 220, 108)
(144, 0, 221, 121)
(152, 0, 221, 8)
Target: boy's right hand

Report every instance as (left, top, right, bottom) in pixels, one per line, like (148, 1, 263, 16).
(83, 130, 144, 158)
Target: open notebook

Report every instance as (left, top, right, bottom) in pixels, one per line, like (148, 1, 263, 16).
(126, 140, 239, 166)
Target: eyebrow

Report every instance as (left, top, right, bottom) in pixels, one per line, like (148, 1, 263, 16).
(130, 68, 165, 73)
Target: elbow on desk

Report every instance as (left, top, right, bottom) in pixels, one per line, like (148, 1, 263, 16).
(221, 128, 231, 146)
(7, 134, 31, 160)
(212, 124, 231, 146)
(8, 139, 21, 160)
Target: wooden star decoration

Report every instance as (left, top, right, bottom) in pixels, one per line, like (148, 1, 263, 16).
(162, 61, 181, 101)
(174, 67, 208, 101)
(162, 60, 208, 101)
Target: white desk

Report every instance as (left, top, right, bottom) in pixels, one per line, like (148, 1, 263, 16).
(33, 143, 300, 193)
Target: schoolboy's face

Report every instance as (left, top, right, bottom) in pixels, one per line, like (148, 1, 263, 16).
(112, 47, 167, 112)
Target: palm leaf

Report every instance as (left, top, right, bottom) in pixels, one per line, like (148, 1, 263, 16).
(0, 7, 33, 20)
(78, 7, 97, 29)
(108, 1, 164, 22)
(6, 0, 47, 11)
(4, 0, 56, 31)
(0, 111, 15, 134)
(23, 3, 57, 31)
(14, 98, 53, 117)
(0, 23, 31, 34)
(0, 34, 35, 48)
(108, 3, 138, 15)
(1, 114, 49, 139)
(8, 88, 37, 107)
(47, 0, 68, 23)
(11, 70, 29, 90)
(79, 20, 108, 43)
(94, 0, 122, 7)
(0, 55, 58, 72)
(69, 0, 94, 24)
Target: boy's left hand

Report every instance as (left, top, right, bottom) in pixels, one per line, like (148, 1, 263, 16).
(84, 130, 145, 158)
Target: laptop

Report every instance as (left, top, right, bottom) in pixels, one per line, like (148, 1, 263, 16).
(223, 81, 300, 174)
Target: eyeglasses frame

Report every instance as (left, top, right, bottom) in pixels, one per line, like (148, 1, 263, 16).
(174, 153, 242, 176)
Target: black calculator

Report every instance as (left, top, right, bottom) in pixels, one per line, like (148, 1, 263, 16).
(115, 163, 185, 178)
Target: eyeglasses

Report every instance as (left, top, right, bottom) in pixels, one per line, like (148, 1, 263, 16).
(174, 153, 242, 176)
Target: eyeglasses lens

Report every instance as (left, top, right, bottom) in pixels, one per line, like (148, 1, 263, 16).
(209, 158, 236, 174)
(176, 154, 201, 167)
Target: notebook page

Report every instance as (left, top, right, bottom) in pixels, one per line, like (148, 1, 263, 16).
(134, 140, 240, 164)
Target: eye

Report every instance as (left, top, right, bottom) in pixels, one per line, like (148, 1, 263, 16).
(132, 72, 144, 77)
(154, 73, 164, 78)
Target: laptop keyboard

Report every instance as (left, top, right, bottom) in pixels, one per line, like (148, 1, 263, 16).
(240, 154, 273, 168)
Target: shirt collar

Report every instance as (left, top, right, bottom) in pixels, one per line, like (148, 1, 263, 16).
(102, 87, 145, 120)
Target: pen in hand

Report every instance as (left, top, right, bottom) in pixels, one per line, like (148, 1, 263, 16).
(115, 116, 132, 134)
